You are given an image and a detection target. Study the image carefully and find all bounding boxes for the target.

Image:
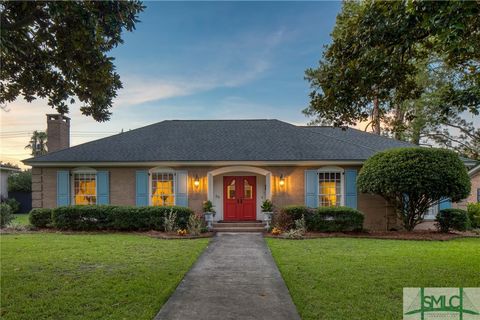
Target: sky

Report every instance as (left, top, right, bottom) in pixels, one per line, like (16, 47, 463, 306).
(0, 1, 342, 168)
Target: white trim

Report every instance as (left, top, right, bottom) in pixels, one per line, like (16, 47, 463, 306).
(207, 166, 272, 201)
(71, 167, 97, 173)
(317, 166, 345, 207)
(468, 164, 480, 177)
(71, 169, 97, 205)
(24, 160, 365, 167)
(148, 169, 176, 206)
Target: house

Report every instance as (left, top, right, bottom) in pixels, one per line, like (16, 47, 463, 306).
(456, 164, 480, 209)
(23, 114, 458, 231)
(0, 164, 21, 200)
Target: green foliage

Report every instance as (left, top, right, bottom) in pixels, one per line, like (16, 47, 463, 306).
(25, 131, 47, 156)
(164, 208, 177, 232)
(307, 207, 364, 232)
(202, 200, 215, 213)
(51, 205, 193, 231)
(4, 198, 20, 214)
(0, 1, 145, 122)
(466, 203, 480, 229)
(0, 203, 14, 227)
(29, 208, 53, 228)
(304, 1, 479, 149)
(273, 205, 364, 232)
(435, 209, 470, 233)
(358, 147, 470, 231)
(261, 199, 274, 212)
(187, 214, 203, 236)
(7, 171, 31, 192)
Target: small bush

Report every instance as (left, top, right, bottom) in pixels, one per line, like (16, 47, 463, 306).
(4, 198, 20, 214)
(435, 209, 469, 233)
(164, 208, 177, 232)
(273, 205, 313, 230)
(261, 199, 274, 212)
(308, 206, 364, 232)
(29, 208, 53, 228)
(0, 203, 13, 228)
(187, 214, 203, 236)
(52, 205, 193, 231)
(467, 203, 480, 229)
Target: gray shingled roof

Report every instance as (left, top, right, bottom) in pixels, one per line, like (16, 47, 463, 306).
(24, 119, 416, 164)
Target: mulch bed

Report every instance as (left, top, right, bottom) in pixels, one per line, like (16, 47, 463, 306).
(0, 227, 215, 239)
(265, 230, 480, 241)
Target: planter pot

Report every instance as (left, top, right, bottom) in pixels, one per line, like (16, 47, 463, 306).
(262, 211, 273, 229)
(204, 212, 214, 230)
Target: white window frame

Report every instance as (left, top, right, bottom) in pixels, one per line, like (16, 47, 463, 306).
(71, 167, 97, 205)
(149, 167, 176, 206)
(424, 202, 439, 221)
(317, 166, 345, 207)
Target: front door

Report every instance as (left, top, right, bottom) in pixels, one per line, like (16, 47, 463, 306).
(223, 176, 256, 221)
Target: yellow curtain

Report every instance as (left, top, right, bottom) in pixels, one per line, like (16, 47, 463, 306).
(75, 180, 96, 205)
(320, 181, 337, 206)
(152, 180, 174, 206)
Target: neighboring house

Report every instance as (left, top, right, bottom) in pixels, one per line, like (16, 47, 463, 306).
(23, 115, 461, 231)
(0, 165, 21, 199)
(455, 164, 480, 209)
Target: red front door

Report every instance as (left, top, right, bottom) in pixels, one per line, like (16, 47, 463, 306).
(223, 176, 256, 221)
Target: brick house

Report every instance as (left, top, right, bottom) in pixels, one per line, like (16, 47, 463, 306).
(24, 115, 466, 231)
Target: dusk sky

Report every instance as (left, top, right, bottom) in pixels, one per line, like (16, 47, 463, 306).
(1, 2, 342, 167)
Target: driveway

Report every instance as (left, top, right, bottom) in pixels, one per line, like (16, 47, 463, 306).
(154, 233, 300, 320)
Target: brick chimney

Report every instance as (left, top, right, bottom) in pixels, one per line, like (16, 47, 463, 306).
(46, 114, 70, 152)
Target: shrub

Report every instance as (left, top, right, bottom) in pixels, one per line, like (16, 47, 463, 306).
(261, 199, 274, 212)
(202, 200, 215, 213)
(187, 214, 203, 236)
(358, 147, 470, 231)
(307, 206, 364, 232)
(7, 171, 32, 192)
(4, 198, 20, 214)
(273, 205, 313, 230)
(0, 203, 13, 228)
(29, 208, 53, 228)
(467, 203, 480, 229)
(435, 209, 469, 233)
(164, 208, 177, 232)
(52, 205, 193, 231)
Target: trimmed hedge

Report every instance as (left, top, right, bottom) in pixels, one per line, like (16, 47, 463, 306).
(308, 206, 364, 232)
(467, 203, 480, 229)
(273, 205, 364, 232)
(435, 209, 469, 233)
(29, 208, 53, 228)
(0, 203, 13, 228)
(51, 205, 193, 231)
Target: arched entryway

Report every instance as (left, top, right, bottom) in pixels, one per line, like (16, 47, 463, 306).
(207, 166, 272, 221)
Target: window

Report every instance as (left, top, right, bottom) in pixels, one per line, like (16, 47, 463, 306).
(151, 172, 175, 206)
(424, 203, 438, 220)
(318, 168, 344, 207)
(73, 172, 96, 205)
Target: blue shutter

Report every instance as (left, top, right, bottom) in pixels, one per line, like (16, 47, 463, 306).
(136, 170, 149, 206)
(57, 171, 70, 207)
(96, 171, 109, 205)
(304, 170, 318, 208)
(438, 198, 452, 211)
(175, 171, 188, 207)
(345, 169, 358, 209)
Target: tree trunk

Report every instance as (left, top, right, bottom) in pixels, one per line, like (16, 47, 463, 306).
(372, 97, 381, 135)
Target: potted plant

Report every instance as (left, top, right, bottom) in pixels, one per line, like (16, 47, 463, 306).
(261, 199, 274, 229)
(202, 200, 215, 229)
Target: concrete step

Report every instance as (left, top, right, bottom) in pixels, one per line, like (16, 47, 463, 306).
(213, 222, 265, 228)
(213, 226, 266, 233)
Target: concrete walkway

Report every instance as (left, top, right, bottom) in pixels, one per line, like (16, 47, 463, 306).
(154, 233, 300, 320)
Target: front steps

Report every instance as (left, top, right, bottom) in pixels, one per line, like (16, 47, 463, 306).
(212, 221, 266, 233)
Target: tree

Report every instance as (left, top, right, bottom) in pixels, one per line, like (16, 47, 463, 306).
(7, 170, 32, 193)
(25, 130, 48, 156)
(357, 148, 470, 231)
(305, 1, 480, 134)
(0, 1, 144, 122)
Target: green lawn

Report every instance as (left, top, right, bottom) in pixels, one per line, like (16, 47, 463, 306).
(267, 237, 480, 320)
(1, 233, 209, 319)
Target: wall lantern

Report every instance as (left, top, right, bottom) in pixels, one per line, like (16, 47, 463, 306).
(279, 174, 285, 187)
(193, 174, 200, 188)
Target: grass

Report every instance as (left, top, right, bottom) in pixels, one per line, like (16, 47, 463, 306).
(267, 237, 480, 320)
(1, 233, 209, 319)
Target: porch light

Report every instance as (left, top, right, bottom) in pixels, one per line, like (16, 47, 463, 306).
(193, 174, 200, 188)
(279, 174, 285, 187)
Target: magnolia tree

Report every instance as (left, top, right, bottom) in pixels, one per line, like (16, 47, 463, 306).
(357, 148, 470, 231)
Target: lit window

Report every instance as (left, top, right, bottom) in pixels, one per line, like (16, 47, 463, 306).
(318, 169, 343, 207)
(151, 172, 175, 206)
(74, 173, 96, 205)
